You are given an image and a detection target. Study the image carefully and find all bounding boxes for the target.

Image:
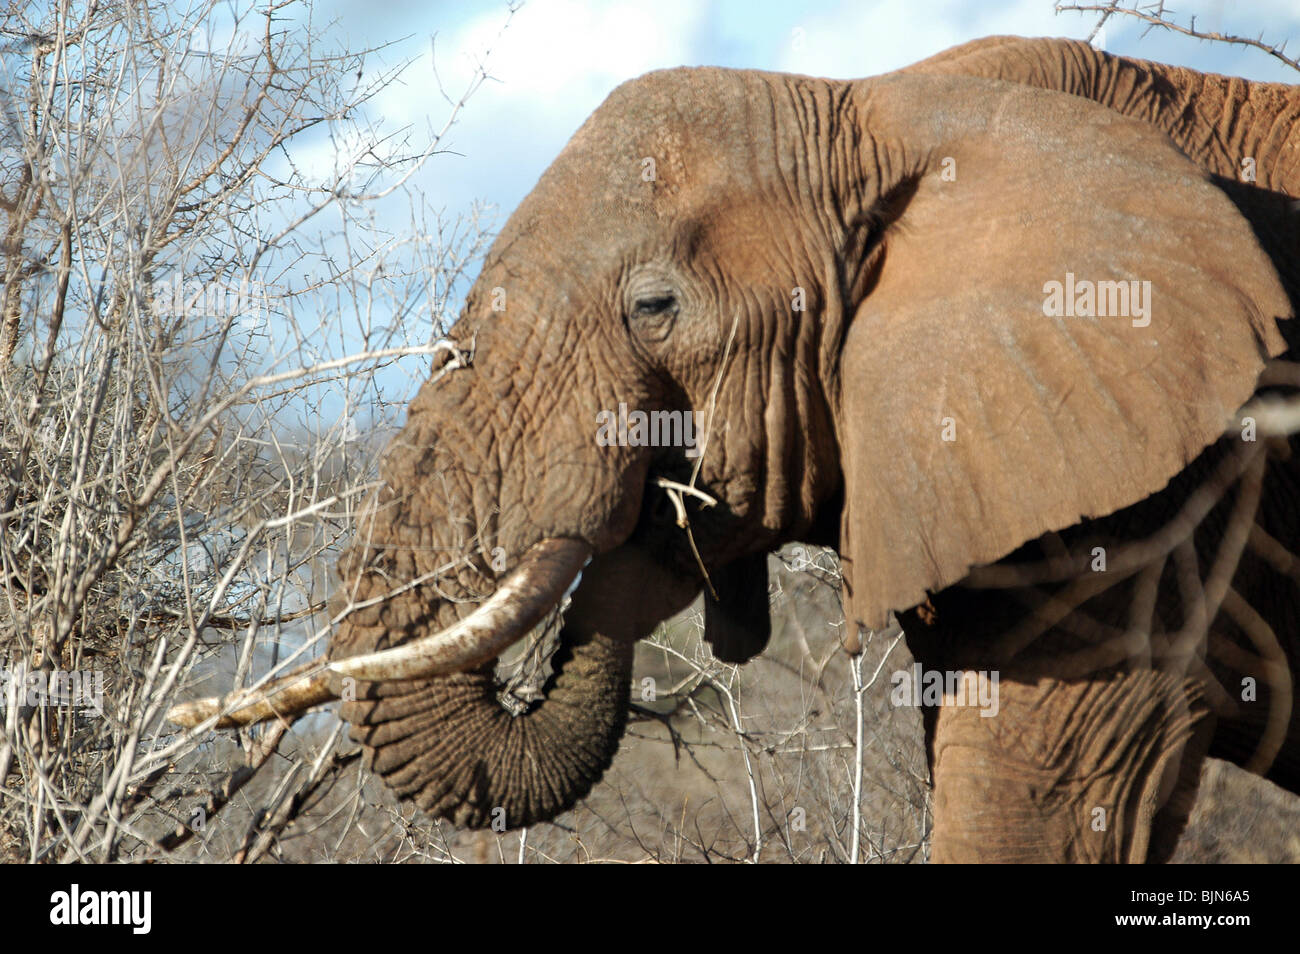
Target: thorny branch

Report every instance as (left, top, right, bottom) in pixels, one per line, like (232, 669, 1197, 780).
(1058, 1, 1300, 74)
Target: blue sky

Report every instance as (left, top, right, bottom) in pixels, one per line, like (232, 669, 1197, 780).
(302, 0, 1300, 229)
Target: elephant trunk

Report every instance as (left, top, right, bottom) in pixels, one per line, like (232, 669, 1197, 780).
(324, 524, 636, 829)
(340, 623, 634, 829)
(170, 527, 638, 828)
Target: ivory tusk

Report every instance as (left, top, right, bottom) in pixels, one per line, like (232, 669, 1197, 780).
(165, 537, 591, 728)
(328, 537, 591, 682)
(165, 661, 334, 728)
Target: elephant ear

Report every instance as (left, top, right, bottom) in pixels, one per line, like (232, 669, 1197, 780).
(838, 73, 1292, 631)
(703, 552, 771, 663)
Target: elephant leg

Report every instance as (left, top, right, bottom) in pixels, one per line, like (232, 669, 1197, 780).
(925, 669, 1214, 863)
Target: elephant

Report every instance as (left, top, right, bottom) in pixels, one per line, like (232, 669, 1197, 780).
(170, 35, 1300, 863)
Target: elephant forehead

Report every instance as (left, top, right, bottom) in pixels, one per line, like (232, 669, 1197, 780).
(521, 68, 795, 221)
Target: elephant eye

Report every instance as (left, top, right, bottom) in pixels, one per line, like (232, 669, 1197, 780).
(633, 295, 676, 317)
(626, 291, 678, 346)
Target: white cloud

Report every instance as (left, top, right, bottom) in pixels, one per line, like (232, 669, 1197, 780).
(454, 0, 703, 95)
(379, 0, 707, 130)
(778, 0, 1087, 78)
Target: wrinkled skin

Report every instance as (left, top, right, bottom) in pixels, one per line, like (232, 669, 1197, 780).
(328, 36, 1300, 860)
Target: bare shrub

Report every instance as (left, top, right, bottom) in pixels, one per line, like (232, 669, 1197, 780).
(0, 0, 496, 862)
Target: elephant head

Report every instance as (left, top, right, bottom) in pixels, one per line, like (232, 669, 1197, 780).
(171, 42, 1295, 847)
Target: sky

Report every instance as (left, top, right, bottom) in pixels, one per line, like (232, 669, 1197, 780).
(300, 0, 1300, 232)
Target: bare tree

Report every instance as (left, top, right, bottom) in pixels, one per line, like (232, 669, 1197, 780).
(0, 0, 497, 862)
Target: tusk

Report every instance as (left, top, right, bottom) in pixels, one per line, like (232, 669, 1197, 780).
(165, 538, 591, 727)
(328, 537, 592, 682)
(166, 661, 334, 728)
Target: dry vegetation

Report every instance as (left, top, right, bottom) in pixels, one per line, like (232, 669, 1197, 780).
(0, 0, 494, 862)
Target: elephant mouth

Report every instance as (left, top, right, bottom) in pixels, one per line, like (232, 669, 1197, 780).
(165, 456, 717, 830)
